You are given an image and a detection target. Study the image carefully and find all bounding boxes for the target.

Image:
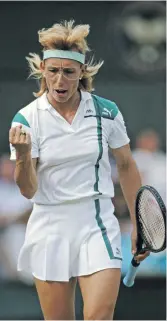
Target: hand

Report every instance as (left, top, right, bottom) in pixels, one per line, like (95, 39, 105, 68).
(131, 227, 150, 263)
(9, 125, 31, 157)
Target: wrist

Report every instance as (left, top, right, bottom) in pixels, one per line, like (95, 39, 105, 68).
(130, 217, 137, 229)
(16, 151, 31, 161)
(131, 222, 137, 230)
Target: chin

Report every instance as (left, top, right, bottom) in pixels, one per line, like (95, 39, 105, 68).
(52, 92, 69, 103)
(55, 96, 69, 103)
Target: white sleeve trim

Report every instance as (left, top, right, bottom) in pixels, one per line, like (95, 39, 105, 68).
(108, 110, 130, 149)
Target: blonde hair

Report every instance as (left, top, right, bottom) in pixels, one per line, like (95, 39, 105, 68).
(26, 20, 103, 97)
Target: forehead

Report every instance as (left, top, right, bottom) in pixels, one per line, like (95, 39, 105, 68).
(45, 58, 81, 68)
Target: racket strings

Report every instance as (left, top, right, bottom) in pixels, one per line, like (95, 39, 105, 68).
(138, 190, 165, 250)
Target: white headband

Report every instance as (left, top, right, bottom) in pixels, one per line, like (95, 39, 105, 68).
(43, 49, 85, 64)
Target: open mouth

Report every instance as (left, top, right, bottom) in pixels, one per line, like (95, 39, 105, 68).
(55, 89, 67, 94)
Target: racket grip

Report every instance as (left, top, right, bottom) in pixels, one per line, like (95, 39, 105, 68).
(123, 258, 140, 287)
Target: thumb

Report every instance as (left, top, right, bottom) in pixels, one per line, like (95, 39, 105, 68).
(131, 238, 137, 255)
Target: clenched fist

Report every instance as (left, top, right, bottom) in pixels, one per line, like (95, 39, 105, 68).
(9, 125, 31, 156)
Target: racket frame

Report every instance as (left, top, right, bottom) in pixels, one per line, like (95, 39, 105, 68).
(123, 185, 166, 287)
(136, 185, 166, 254)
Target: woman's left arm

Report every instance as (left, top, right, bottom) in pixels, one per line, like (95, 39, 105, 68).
(111, 143, 149, 262)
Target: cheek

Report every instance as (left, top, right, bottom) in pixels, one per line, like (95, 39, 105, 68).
(69, 80, 79, 92)
(45, 77, 51, 88)
(45, 73, 55, 83)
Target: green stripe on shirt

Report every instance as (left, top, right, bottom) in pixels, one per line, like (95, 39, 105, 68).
(93, 96, 103, 194)
(94, 199, 114, 259)
(92, 95, 122, 261)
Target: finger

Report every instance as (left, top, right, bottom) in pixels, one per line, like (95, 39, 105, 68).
(131, 240, 137, 255)
(19, 132, 27, 143)
(10, 125, 22, 137)
(135, 251, 150, 263)
(9, 127, 17, 143)
(25, 133, 31, 145)
(15, 124, 22, 130)
(14, 126, 23, 143)
(132, 248, 137, 256)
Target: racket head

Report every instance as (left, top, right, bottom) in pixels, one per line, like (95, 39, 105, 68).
(135, 185, 166, 253)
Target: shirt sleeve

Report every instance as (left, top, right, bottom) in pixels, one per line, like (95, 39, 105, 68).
(108, 110, 130, 149)
(10, 110, 39, 160)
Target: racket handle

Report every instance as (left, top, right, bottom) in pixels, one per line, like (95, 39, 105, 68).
(123, 258, 140, 287)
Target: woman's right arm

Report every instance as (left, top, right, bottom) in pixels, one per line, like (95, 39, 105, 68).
(15, 155, 38, 199)
(9, 125, 38, 199)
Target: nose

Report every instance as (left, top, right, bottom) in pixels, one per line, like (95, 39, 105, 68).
(57, 70, 64, 79)
(54, 70, 65, 85)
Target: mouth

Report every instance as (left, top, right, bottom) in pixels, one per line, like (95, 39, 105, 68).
(54, 89, 68, 96)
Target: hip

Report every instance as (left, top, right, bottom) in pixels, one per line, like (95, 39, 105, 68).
(25, 198, 120, 244)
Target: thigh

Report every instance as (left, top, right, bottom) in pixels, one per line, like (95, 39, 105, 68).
(78, 268, 121, 320)
(34, 276, 77, 320)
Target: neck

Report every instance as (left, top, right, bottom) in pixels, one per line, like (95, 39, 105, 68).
(47, 90, 81, 115)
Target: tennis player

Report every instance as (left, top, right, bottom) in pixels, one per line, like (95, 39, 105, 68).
(9, 20, 149, 320)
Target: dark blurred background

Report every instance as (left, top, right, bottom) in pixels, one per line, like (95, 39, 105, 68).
(0, 1, 166, 320)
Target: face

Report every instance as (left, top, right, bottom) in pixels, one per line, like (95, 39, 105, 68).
(41, 58, 83, 104)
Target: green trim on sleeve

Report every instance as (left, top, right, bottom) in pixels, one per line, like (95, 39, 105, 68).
(12, 112, 30, 128)
(92, 94, 118, 120)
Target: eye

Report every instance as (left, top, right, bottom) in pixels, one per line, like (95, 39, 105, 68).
(48, 68, 58, 73)
(63, 69, 75, 74)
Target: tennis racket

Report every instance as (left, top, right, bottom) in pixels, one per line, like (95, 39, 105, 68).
(123, 185, 166, 287)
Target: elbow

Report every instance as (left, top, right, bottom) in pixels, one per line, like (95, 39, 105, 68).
(117, 161, 131, 172)
(19, 184, 38, 199)
(21, 191, 33, 199)
(117, 158, 135, 172)
(21, 188, 37, 199)
(14, 177, 38, 199)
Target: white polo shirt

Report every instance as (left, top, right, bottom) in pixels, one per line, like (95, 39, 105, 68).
(10, 91, 130, 205)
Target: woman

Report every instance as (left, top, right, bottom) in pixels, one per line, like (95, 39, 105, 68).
(9, 20, 149, 320)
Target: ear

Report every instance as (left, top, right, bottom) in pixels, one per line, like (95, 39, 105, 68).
(81, 64, 87, 72)
(80, 64, 87, 79)
(40, 61, 45, 72)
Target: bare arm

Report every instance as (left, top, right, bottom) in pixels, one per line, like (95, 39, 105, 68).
(15, 155, 38, 199)
(9, 126, 38, 199)
(111, 144, 142, 227)
(111, 144, 150, 261)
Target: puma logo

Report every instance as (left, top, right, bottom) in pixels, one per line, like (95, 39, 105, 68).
(115, 247, 121, 255)
(102, 108, 113, 118)
(86, 109, 93, 113)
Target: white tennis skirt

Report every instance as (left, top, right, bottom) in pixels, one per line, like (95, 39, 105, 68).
(18, 197, 122, 281)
